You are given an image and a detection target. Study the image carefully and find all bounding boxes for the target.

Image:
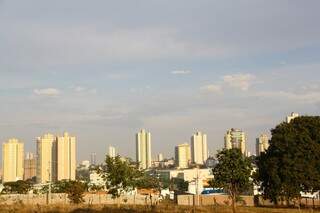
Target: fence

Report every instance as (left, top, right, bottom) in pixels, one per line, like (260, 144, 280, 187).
(177, 194, 254, 206)
(0, 193, 160, 206)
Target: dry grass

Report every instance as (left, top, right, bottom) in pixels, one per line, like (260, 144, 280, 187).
(0, 203, 319, 213)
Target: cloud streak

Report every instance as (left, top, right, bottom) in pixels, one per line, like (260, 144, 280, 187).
(33, 88, 60, 97)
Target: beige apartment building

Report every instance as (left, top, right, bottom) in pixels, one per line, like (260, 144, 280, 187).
(108, 146, 116, 158)
(56, 132, 76, 181)
(191, 132, 208, 165)
(2, 138, 24, 182)
(256, 134, 269, 156)
(286, 112, 300, 123)
(24, 152, 36, 180)
(224, 128, 247, 155)
(36, 133, 57, 183)
(136, 129, 152, 169)
(36, 132, 76, 183)
(175, 143, 191, 169)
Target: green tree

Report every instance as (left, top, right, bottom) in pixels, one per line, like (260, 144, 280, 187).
(136, 174, 160, 190)
(256, 116, 320, 205)
(2, 180, 32, 194)
(209, 148, 252, 213)
(97, 155, 142, 206)
(52, 180, 71, 193)
(170, 178, 189, 192)
(65, 180, 87, 204)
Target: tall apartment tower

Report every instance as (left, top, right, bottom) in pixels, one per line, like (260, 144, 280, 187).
(56, 132, 76, 181)
(37, 132, 76, 183)
(157, 153, 164, 162)
(2, 139, 24, 182)
(191, 132, 208, 165)
(24, 152, 36, 180)
(36, 133, 57, 183)
(256, 134, 269, 156)
(286, 112, 300, 123)
(175, 143, 191, 169)
(108, 146, 116, 158)
(224, 129, 247, 155)
(90, 153, 97, 165)
(136, 129, 152, 169)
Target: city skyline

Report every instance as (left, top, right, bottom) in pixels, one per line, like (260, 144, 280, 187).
(0, 112, 307, 164)
(0, 1, 320, 162)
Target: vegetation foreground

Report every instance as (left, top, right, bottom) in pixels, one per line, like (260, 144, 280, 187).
(0, 204, 319, 213)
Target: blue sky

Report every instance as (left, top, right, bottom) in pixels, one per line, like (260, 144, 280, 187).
(0, 0, 320, 162)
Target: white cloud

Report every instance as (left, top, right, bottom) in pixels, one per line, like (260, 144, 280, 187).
(222, 73, 256, 91)
(72, 86, 97, 94)
(74, 86, 86, 92)
(200, 84, 222, 93)
(33, 88, 60, 97)
(171, 70, 191, 75)
(201, 73, 256, 93)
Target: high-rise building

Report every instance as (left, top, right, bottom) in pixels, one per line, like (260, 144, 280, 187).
(108, 146, 116, 158)
(224, 129, 247, 155)
(191, 132, 208, 165)
(256, 134, 269, 156)
(136, 129, 152, 169)
(24, 152, 36, 180)
(157, 153, 163, 162)
(175, 143, 191, 169)
(90, 153, 97, 165)
(2, 138, 24, 182)
(56, 132, 76, 181)
(286, 112, 300, 123)
(36, 133, 57, 183)
(36, 132, 76, 183)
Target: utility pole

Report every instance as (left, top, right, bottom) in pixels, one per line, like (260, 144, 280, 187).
(47, 161, 51, 205)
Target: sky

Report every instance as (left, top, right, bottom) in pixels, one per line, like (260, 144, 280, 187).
(0, 0, 320, 163)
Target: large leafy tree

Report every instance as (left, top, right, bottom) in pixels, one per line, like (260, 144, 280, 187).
(209, 148, 252, 213)
(136, 174, 160, 190)
(97, 155, 142, 200)
(66, 181, 87, 204)
(256, 116, 320, 205)
(2, 180, 33, 194)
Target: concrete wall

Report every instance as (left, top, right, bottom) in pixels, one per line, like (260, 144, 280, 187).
(257, 196, 320, 207)
(0, 193, 160, 206)
(177, 194, 254, 207)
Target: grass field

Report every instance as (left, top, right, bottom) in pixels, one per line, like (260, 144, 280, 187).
(0, 204, 319, 213)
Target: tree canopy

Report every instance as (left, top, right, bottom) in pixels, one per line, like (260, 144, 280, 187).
(66, 180, 87, 204)
(256, 116, 320, 204)
(97, 155, 142, 198)
(209, 148, 252, 213)
(2, 180, 32, 194)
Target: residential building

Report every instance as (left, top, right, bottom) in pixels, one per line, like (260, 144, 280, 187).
(2, 138, 24, 182)
(157, 153, 163, 162)
(256, 134, 269, 156)
(286, 112, 300, 123)
(80, 160, 90, 169)
(108, 146, 116, 158)
(56, 132, 76, 181)
(36, 133, 57, 183)
(36, 132, 76, 183)
(175, 143, 191, 169)
(24, 152, 36, 180)
(90, 153, 97, 165)
(89, 170, 105, 188)
(191, 132, 208, 165)
(224, 128, 247, 155)
(136, 129, 152, 169)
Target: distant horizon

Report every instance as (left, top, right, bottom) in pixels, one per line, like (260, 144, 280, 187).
(0, 111, 307, 163)
(0, 1, 319, 163)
